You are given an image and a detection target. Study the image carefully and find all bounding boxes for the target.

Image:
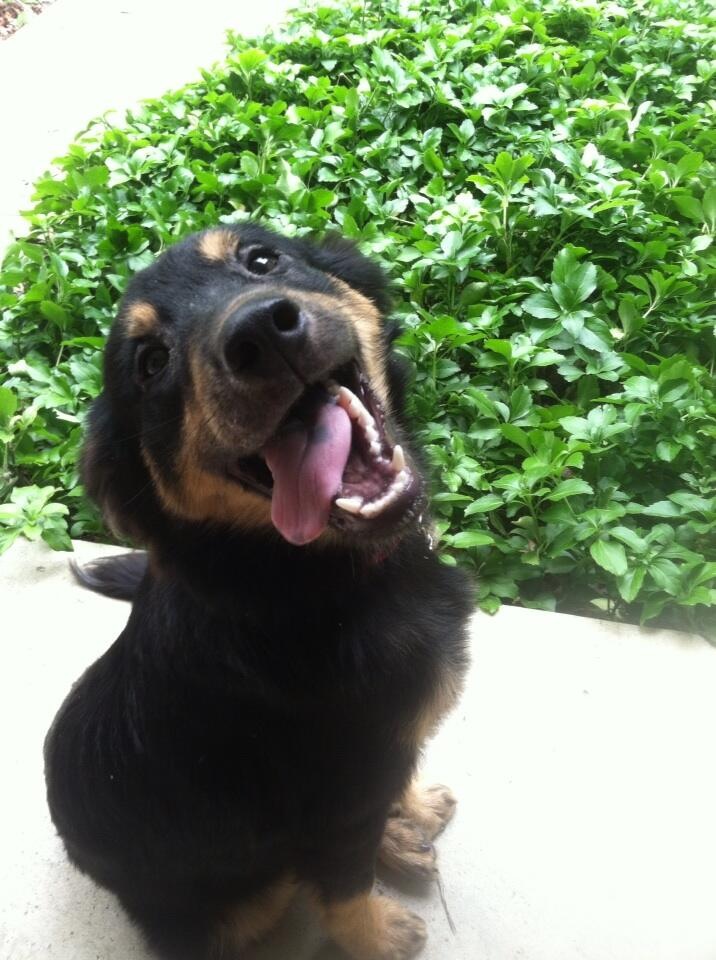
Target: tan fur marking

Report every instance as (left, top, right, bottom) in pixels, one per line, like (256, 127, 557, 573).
(393, 782, 457, 841)
(314, 892, 427, 960)
(141, 431, 273, 531)
(124, 301, 159, 339)
(199, 229, 238, 262)
(329, 277, 392, 415)
(141, 344, 274, 529)
(378, 817, 437, 879)
(216, 877, 296, 953)
(401, 670, 463, 751)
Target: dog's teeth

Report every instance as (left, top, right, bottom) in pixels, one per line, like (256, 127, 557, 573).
(335, 496, 364, 515)
(360, 415, 379, 438)
(336, 385, 372, 423)
(369, 440, 382, 457)
(391, 444, 405, 472)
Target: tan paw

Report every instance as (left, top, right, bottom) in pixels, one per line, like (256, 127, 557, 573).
(399, 783, 457, 840)
(378, 817, 437, 880)
(318, 894, 427, 960)
(371, 899, 427, 960)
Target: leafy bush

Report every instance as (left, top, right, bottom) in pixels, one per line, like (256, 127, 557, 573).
(1, 0, 715, 633)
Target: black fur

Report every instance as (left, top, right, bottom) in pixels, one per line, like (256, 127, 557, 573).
(44, 224, 473, 960)
(70, 552, 148, 600)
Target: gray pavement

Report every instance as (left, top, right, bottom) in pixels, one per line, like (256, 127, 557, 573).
(2, 538, 716, 960)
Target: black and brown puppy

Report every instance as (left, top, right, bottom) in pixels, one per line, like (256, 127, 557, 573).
(44, 223, 473, 960)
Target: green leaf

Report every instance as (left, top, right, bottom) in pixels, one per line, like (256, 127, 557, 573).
(610, 526, 647, 553)
(617, 567, 646, 603)
(500, 423, 532, 454)
(671, 195, 702, 220)
(551, 248, 597, 307)
(449, 530, 495, 549)
(642, 501, 681, 518)
(703, 186, 716, 228)
(590, 540, 628, 576)
(523, 291, 560, 319)
(276, 160, 304, 198)
(465, 494, 503, 516)
(0, 387, 18, 423)
(546, 478, 594, 501)
(40, 301, 71, 328)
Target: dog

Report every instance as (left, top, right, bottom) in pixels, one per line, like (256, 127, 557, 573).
(44, 223, 473, 960)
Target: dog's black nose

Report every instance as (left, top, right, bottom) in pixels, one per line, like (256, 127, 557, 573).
(223, 298, 305, 378)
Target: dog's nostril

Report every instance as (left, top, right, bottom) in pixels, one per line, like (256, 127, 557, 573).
(222, 298, 304, 378)
(272, 300, 300, 333)
(225, 338, 261, 374)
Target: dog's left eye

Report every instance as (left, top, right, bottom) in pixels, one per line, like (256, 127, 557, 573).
(136, 343, 169, 381)
(244, 247, 279, 275)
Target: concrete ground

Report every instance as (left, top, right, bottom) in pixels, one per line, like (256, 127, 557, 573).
(2, 2, 716, 959)
(3, 538, 716, 960)
(0, 0, 294, 252)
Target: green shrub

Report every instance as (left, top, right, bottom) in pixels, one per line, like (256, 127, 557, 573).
(1, 0, 715, 634)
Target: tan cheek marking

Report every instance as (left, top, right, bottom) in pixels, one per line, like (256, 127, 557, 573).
(327, 277, 392, 416)
(198, 228, 238, 262)
(141, 414, 273, 531)
(124, 301, 159, 338)
(141, 344, 274, 529)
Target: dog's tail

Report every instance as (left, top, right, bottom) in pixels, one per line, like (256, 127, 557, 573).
(70, 552, 148, 601)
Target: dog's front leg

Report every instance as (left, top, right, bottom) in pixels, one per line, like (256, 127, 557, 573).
(309, 820, 427, 960)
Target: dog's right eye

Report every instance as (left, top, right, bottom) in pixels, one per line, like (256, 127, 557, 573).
(136, 343, 169, 381)
(244, 247, 279, 276)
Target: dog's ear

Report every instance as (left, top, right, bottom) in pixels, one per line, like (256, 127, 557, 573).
(81, 393, 158, 544)
(301, 235, 392, 314)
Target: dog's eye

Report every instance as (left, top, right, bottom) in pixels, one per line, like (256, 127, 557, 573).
(244, 247, 279, 275)
(137, 344, 169, 380)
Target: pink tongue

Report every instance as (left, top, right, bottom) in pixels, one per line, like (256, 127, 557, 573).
(263, 402, 352, 545)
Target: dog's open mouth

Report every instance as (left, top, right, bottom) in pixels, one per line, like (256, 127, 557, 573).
(228, 363, 420, 545)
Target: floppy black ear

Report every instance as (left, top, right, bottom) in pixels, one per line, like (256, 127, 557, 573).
(301, 235, 392, 315)
(81, 393, 160, 544)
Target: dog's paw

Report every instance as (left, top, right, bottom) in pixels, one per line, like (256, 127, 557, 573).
(319, 894, 427, 960)
(378, 817, 437, 880)
(371, 899, 427, 960)
(399, 783, 457, 840)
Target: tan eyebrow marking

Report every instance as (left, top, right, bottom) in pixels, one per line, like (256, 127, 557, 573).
(124, 301, 159, 338)
(198, 229, 238, 262)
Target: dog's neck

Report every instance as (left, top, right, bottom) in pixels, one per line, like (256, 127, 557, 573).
(146, 522, 435, 604)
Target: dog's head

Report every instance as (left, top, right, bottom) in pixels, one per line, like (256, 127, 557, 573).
(83, 224, 427, 549)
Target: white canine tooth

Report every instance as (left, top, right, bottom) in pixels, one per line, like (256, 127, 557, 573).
(335, 496, 364, 515)
(391, 444, 405, 472)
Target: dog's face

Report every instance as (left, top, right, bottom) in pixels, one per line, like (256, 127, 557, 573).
(84, 224, 425, 548)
